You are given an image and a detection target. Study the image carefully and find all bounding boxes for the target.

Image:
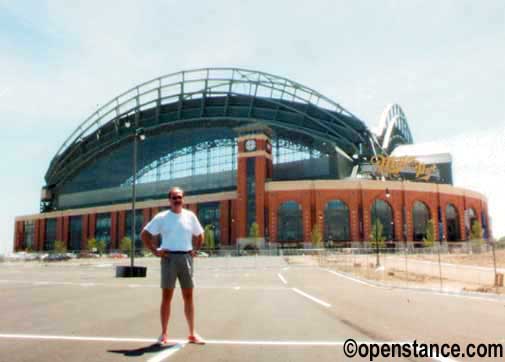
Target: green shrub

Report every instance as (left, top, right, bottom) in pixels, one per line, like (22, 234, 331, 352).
(204, 225, 215, 249)
(120, 237, 132, 256)
(96, 239, 106, 255)
(369, 219, 386, 249)
(423, 219, 435, 247)
(53, 240, 67, 253)
(86, 238, 97, 252)
(249, 222, 260, 238)
(311, 223, 322, 247)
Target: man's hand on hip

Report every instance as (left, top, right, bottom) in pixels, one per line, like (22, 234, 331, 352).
(154, 249, 169, 257)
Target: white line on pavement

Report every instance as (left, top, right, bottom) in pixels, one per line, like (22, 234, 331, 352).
(291, 288, 331, 308)
(147, 343, 186, 362)
(0, 333, 412, 346)
(323, 269, 380, 288)
(277, 273, 287, 285)
(431, 357, 460, 362)
(234, 286, 241, 290)
(0, 333, 167, 343)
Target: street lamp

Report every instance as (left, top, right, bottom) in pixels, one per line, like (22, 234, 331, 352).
(116, 126, 147, 278)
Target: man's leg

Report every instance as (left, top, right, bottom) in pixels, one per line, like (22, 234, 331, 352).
(161, 288, 175, 339)
(181, 288, 194, 336)
(160, 255, 177, 341)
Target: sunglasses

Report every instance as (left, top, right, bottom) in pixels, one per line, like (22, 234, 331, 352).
(170, 196, 183, 201)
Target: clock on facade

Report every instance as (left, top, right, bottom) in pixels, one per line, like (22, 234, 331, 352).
(245, 139, 257, 151)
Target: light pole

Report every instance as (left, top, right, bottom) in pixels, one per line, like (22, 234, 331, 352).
(116, 123, 147, 278)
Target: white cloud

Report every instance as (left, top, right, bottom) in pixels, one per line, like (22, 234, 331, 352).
(433, 125, 505, 238)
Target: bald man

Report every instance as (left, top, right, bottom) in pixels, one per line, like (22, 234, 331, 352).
(141, 187, 205, 345)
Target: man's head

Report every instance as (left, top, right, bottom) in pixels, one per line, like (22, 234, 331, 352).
(168, 187, 184, 213)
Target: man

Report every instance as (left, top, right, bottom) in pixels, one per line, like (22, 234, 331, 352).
(141, 186, 205, 345)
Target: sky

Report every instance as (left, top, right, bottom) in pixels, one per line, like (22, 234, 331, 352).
(0, 0, 504, 255)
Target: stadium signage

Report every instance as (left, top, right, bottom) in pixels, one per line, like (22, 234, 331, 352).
(370, 155, 437, 181)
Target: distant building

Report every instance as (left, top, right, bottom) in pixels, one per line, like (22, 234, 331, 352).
(14, 68, 490, 251)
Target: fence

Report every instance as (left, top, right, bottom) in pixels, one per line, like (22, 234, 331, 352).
(315, 244, 505, 294)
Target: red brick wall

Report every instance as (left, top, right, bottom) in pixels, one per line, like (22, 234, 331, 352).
(118, 211, 126, 242)
(266, 187, 490, 244)
(62, 216, 69, 249)
(111, 212, 118, 249)
(14, 221, 24, 251)
(219, 200, 230, 245)
(39, 219, 46, 251)
(142, 208, 151, 228)
(56, 217, 63, 242)
(255, 156, 267, 236)
(88, 213, 96, 240)
(236, 156, 247, 238)
(81, 214, 89, 250)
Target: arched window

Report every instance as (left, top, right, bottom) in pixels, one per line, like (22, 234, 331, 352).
(446, 204, 460, 241)
(324, 200, 350, 241)
(370, 200, 394, 241)
(277, 201, 303, 242)
(412, 201, 431, 241)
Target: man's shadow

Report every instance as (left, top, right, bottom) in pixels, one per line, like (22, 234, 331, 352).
(108, 343, 180, 357)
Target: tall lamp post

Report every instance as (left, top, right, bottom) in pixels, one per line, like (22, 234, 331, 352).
(374, 188, 391, 267)
(116, 122, 147, 278)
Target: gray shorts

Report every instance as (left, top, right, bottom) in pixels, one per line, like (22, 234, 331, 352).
(160, 253, 194, 289)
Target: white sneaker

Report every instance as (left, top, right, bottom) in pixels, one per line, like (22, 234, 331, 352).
(157, 334, 169, 345)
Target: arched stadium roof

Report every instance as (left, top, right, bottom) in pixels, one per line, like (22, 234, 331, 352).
(45, 67, 382, 188)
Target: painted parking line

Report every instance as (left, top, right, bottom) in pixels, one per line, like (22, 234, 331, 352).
(291, 288, 331, 308)
(432, 357, 460, 362)
(277, 273, 287, 285)
(323, 268, 380, 288)
(147, 343, 185, 362)
(0, 333, 411, 346)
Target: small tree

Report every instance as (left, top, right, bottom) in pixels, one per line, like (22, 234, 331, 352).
(53, 240, 67, 253)
(311, 223, 322, 248)
(96, 239, 106, 256)
(120, 237, 132, 256)
(423, 219, 436, 248)
(204, 225, 215, 249)
(249, 222, 260, 238)
(86, 238, 97, 252)
(369, 219, 386, 249)
(470, 220, 484, 248)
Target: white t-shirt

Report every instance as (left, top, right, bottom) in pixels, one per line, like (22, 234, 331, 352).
(143, 209, 204, 251)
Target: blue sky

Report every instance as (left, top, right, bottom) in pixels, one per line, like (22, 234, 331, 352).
(1, 0, 504, 254)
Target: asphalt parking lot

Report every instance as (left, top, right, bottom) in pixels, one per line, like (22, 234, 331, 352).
(1, 256, 504, 361)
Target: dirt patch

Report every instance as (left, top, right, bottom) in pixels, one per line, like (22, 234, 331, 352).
(411, 249, 505, 269)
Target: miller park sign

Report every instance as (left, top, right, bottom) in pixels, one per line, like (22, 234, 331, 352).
(369, 155, 438, 181)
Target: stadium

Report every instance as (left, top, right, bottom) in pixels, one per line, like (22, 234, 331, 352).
(13, 67, 491, 252)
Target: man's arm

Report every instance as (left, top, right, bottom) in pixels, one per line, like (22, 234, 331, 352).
(192, 233, 204, 255)
(141, 229, 163, 256)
